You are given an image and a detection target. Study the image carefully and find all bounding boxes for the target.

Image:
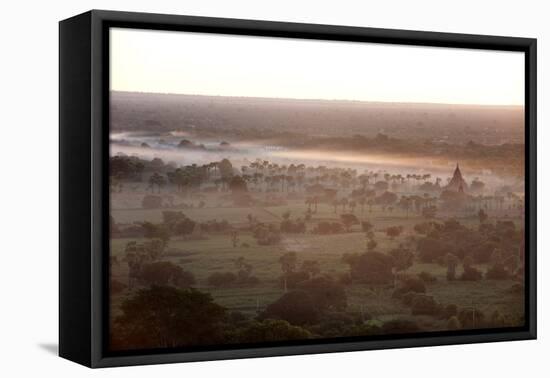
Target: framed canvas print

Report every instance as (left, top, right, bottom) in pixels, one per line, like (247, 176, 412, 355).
(59, 10, 536, 368)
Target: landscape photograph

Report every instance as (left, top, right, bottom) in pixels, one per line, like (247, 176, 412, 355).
(108, 28, 526, 351)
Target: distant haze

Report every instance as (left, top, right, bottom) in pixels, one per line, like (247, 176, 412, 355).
(110, 91, 524, 144)
(110, 28, 525, 106)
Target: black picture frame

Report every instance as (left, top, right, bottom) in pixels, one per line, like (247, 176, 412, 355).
(59, 9, 537, 368)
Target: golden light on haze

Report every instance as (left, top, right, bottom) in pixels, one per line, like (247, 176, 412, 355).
(110, 28, 524, 106)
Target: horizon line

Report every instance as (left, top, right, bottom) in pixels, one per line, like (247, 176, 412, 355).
(110, 90, 525, 108)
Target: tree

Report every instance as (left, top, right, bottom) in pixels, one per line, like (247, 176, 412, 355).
(297, 275, 347, 311)
(112, 286, 226, 349)
(340, 213, 359, 232)
(229, 175, 248, 193)
(148, 172, 166, 193)
(445, 253, 459, 281)
(386, 225, 404, 240)
(279, 252, 297, 274)
(389, 245, 414, 272)
(139, 261, 195, 288)
(279, 252, 298, 291)
(300, 260, 321, 279)
(470, 178, 486, 193)
(478, 209, 488, 223)
(398, 196, 413, 218)
(259, 290, 319, 326)
(230, 230, 239, 248)
(375, 191, 398, 207)
(367, 238, 378, 252)
(218, 158, 234, 179)
(422, 205, 437, 219)
(361, 220, 373, 233)
(237, 319, 312, 343)
(342, 251, 394, 284)
(374, 181, 389, 191)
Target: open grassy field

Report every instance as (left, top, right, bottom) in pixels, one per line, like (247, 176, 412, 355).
(110, 199, 524, 327)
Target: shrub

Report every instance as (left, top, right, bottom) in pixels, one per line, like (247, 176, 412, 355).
(487, 310, 508, 327)
(410, 295, 441, 316)
(340, 214, 360, 231)
(440, 303, 458, 319)
(141, 222, 170, 241)
(393, 277, 427, 298)
(460, 266, 483, 281)
(238, 319, 312, 343)
(386, 225, 404, 239)
(280, 219, 306, 233)
(507, 283, 524, 294)
(139, 261, 196, 288)
(458, 308, 485, 328)
(253, 224, 282, 245)
(446, 316, 461, 330)
(417, 271, 437, 283)
(485, 263, 511, 280)
(471, 241, 499, 263)
(200, 219, 230, 233)
(207, 272, 237, 287)
(382, 318, 420, 334)
(313, 221, 344, 235)
(400, 292, 422, 306)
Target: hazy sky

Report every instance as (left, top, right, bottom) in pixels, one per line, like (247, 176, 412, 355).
(110, 27, 524, 106)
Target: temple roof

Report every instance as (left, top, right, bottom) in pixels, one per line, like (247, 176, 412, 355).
(446, 163, 468, 191)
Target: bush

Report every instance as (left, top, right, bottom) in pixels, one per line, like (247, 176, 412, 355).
(417, 271, 437, 283)
(485, 263, 511, 280)
(487, 310, 508, 327)
(313, 221, 344, 235)
(280, 219, 306, 233)
(141, 222, 170, 241)
(139, 261, 196, 288)
(393, 277, 426, 298)
(207, 272, 237, 287)
(238, 319, 312, 343)
(253, 224, 282, 245)
(200, 219, 230, 233)
(471, 241, 499, 263)
(382, 318, 420, 334)
(440, 303, 458, 319)
(460, 266, 483, 281)
(410, 295, 441, 316)
(458, 308, 485, 328)
(446, 316, 461, 330)
(400, 292, 422, 306)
